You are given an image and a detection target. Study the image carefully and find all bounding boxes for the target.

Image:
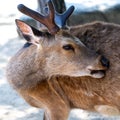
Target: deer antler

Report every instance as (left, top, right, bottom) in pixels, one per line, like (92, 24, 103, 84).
(18, 0, 75, 34)
(44, 4, 74, 28)
(18, 0, 59, 34)
(55, 6, 75, 28)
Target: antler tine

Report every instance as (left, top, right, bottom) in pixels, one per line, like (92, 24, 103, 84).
(48, 0, 54, 21)
(17, 1, 59, 35)
(55, 6, 75, 28)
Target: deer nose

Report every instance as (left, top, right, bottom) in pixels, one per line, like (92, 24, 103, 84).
(100, 56, 109, 68)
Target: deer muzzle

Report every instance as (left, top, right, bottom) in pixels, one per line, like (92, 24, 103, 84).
(87, 55, 109, 78)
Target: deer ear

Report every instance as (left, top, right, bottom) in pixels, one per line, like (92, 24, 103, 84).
(15, 19, 40, 44)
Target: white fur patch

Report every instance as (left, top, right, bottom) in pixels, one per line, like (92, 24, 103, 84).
(94, 105, 120, 116)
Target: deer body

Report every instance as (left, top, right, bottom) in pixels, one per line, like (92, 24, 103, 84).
(7, 21, 109, 120)
(69, 21, 120, 114)
(6, 1, 120, 120)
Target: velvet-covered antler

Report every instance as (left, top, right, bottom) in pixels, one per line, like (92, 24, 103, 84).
(55, 5, 74, 28)
(18, 0, 75, 34)
(18, 0, 59, 34)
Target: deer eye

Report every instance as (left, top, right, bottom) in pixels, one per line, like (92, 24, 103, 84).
(63, 44, 74, 51)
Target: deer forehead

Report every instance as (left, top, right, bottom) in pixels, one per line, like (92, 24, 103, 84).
(55, 33, 84, 47)
(38, 31, 85, 50)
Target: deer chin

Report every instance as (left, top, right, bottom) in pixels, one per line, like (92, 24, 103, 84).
(66, 69, 105, 79)
(90, 70, 105, 78)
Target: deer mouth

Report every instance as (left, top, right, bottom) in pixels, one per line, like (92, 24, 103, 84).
(90, 69, 106, 78)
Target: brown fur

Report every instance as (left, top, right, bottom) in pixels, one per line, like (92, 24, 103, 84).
(6, 21, 120, 120)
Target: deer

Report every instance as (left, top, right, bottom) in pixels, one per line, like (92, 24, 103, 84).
(6, 0, 120, 120)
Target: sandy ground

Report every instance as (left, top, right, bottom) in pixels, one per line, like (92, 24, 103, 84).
(0, 18, 120, 120)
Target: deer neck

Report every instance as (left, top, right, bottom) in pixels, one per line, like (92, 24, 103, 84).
(7, 45, 48, 90)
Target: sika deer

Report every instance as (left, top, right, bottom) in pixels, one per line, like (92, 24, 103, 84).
(7, 1, 110, 120)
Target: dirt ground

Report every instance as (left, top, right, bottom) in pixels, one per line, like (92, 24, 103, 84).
(0, 20, 120, 120)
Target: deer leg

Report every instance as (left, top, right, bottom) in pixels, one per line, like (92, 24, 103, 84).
(29, 81, 70, 120)
(43, 107, 69, 120)
(43, 112, 48, 120)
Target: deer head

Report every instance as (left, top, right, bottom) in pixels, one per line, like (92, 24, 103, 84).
(16, 0, 109, 79)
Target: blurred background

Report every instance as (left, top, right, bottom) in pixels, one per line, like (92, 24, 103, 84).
(1, 0, 120, 120)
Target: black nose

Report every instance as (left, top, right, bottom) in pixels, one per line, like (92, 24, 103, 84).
(100, 56, 109, 68)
